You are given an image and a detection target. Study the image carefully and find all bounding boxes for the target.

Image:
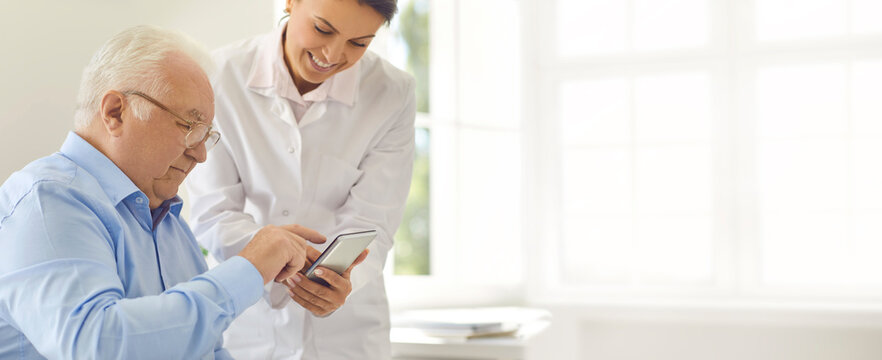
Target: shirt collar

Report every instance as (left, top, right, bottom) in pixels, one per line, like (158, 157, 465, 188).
(166, 196, 183, 216)
(246, 22, 361, 107)
(151, 196, 183, 228)
(59, 132, 141, 206)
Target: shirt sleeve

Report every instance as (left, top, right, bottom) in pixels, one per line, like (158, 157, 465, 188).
(0, 184, 264, 359)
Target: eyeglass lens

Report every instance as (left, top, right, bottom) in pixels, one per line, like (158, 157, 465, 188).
(185, 123, 219, 150)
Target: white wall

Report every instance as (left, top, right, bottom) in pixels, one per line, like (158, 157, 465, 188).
(0, 1, 276, 181)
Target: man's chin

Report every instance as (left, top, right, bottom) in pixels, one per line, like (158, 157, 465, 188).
(154, 181, 183, 202)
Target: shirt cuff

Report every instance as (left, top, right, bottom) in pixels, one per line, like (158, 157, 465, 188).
(207, 255, 264, 315)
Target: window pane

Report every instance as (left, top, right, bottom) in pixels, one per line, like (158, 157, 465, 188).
(636, 145, 713, 214)
(562, 216, 633, 284)
(757, 141, 855, 286)
(458, 129, 522, 285)
(636, 215, 713, 284)
(459, 0, 519, 128)
(853, 140, 882, 211)
(852, 214, 882, 286)
(761, 213, 850, 286)
(757, 64, 847, 138)
(635, 146, 714, 285)
(633, 0, 710, 51)
(390, 0, 430, 113)
(756, 0, 846, 42)
(634, 72, 712, 142)
(852, 0, 882, 35)
(760, 211, 882, 288)
(557, 0, 627, 57)
(556, 0, 710, 57)
(394, 128, 431, 275)
(852, 60, 882, 136)
(563, 148, 633, 216)
(757, 140, 849, 211)
(389, 0, 430, 276)
(559, 79, 631, 146)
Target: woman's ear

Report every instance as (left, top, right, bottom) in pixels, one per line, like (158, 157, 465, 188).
(99, 90, 126, 137)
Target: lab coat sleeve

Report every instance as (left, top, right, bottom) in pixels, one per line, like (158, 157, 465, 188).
(335, 77, 417, 294)
(186, 136, 263, 262)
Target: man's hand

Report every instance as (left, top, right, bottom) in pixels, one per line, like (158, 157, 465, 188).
(237, 224, 326, 284)
(284, 249, 369, 317)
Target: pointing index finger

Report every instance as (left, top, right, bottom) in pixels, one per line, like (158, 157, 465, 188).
(280, 224, 326, 244)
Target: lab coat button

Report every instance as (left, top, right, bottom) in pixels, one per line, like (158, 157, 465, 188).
(287, 147, 295, 153)
(282, 210, 290, 216)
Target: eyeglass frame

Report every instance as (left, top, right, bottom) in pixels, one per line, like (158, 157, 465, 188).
(122, 90, 220, 150)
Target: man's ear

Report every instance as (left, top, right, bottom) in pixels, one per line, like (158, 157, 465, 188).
(99, 90, 126, 136)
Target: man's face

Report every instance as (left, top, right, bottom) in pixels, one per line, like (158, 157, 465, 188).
(124, 52, 215, 207)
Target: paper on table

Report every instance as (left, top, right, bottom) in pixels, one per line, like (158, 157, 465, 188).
(392, 307, 551, 338)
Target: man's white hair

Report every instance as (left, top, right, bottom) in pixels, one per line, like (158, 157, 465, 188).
(73, 25, 215, 131)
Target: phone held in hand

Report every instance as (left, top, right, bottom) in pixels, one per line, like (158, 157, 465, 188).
(304, 230, 377, 286)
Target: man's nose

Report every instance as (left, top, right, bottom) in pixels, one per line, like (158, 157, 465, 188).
(186, 142, 208, 163)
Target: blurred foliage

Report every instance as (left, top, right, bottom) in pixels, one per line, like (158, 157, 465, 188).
(393, 0, 431, 275)
(398, 0, 430, 113)
(394, 128, 431, 275)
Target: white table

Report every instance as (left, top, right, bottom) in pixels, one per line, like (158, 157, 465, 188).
(391, 320, 549, 360)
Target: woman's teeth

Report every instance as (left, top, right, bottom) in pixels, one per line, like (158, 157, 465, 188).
(310, 53, 332, 68)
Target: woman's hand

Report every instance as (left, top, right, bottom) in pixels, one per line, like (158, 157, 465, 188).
(284, 249, 369, 317)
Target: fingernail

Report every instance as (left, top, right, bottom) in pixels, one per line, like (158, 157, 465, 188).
(292, 275, 301, 283)
(315, 269, 323, 276)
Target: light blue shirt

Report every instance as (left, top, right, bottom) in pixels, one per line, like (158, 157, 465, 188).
(0, 132, 264, 359)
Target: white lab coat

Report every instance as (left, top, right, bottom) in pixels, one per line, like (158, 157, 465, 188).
(185, 26, 415, 360)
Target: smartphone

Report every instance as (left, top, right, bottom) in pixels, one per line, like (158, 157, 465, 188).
(303, 230, 376, 286)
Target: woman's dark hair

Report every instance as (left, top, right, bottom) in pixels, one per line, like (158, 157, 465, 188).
(359, 0, 398, 25)
(282, 0, 398, 26)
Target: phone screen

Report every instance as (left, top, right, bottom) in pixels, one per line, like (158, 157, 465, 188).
(303, 230, 376, 285)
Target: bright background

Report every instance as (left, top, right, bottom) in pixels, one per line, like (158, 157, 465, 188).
(2, 1, 882, 359)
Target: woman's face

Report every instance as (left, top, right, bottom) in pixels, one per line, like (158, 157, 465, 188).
(284, 0, 385, 93)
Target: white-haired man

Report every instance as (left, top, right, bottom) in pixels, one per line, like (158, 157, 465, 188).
(0, 25, 324, 359)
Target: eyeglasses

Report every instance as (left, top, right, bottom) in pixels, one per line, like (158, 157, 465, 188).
(124, 90, 220, 151)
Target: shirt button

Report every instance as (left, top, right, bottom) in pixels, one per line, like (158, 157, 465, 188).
(282, 210, 290, 216)
(135, 197, 144, 204)
(287, 147, 295, 153)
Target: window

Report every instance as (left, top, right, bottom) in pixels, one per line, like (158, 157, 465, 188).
(395, 126, 431, 275)
(383, 0, 525, 307)
(384, 0, 432, 275)
(530, 0, 882, 302)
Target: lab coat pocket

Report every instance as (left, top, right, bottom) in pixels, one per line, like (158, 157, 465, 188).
(314, 154, 364, 210)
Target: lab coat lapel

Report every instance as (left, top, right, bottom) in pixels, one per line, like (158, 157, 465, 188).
(269, 95, 304, 159)
(298, 101, 327, 128)
(270, 94, 298, 127)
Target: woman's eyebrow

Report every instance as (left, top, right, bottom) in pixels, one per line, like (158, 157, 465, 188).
(315, 16, 376, 40)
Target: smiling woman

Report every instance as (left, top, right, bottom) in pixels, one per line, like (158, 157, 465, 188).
(184, 0, 416, 359)
(282, 0, 390, 93)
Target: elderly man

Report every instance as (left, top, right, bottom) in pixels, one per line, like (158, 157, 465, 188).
(0, 26, 323, 359)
